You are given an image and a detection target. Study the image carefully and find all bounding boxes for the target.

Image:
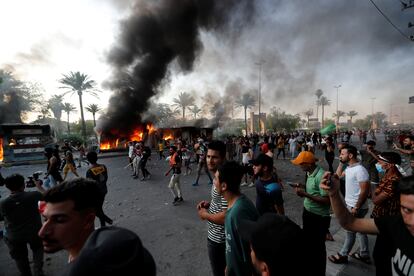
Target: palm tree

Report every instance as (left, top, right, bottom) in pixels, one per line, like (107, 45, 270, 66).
(332, 110, 346, 124)
(320, 96, 330, 128)
(235, 93, 256, 135)
(303, 109, 314, 127)
(62, 102, 77, 135)
(172, 92, 195, 120)
(315, 89, 323, 124)
(59, 71, 98, 140)
(47, 95, 64, 134)
(85, 104, 101, 127)
(347, 110, 358, 125)
(188, 105, 202, 119)
(40, 107, 51, 120)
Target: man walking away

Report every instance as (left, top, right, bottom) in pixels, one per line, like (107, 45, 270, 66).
(86, 152, 113, 227)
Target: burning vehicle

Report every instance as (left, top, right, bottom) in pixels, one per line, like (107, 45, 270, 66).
(0, 124, 55, 163)
(97, 124, 213, 151)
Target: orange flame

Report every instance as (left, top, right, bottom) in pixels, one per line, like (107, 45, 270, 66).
(163, 135, 174, 141)
(100, 142, 112, 150)
(0, 137, 3, 162)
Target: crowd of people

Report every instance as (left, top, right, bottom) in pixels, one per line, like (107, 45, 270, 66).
(0, 129, 413, 276)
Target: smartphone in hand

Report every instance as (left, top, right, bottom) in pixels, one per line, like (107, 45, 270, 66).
(286, 182, 298, 188)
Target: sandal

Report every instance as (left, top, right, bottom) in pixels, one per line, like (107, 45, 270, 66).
(328, 253, 348, 264)
(349, 252, 371, 264)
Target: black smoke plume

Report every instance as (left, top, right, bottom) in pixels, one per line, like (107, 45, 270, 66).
(98, 0, 254, 135)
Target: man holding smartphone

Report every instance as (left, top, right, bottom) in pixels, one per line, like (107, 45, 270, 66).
(291, 151, 330, 276)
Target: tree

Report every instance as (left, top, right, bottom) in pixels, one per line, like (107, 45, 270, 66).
(319, 96, 330, 128)
(172, 92, 195, 120)
(315, 89, 323, 124)
(48, 95, 64, 134)
(0, 70, 43, 123)
(235, 93, 256, 135)
(85, 104, 101, 127)
(59, 71, 98, 140)
(150, 103, 179, 127)
(347, 110, 358, 125)
(332, 110, 346, 124)
(303, 109, 314, 127)
(63, 103, 77, 135)
(266, 107, 300, 131)
(188, 105, 202, 119)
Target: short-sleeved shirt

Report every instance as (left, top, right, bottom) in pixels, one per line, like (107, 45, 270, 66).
(344, 163, 369, 208)
(255, 176, 283, 215)
(86, 164, 108, 195)
(207, 185, 228, 244)
(225, 195, 259, 276)
(0, 191, 43, 241)
(374, 215, 414, 276)
(304, 166, 330, 217)
(371, 166, 401, 218)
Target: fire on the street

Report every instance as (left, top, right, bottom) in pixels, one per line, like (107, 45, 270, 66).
(98, 124, 174, 151)
(0, 137, 3, 162)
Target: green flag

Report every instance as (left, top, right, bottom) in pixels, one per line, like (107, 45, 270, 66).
(320, 123, 336, 135)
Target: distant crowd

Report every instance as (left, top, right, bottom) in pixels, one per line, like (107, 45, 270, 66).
(0, 128, 413, 276)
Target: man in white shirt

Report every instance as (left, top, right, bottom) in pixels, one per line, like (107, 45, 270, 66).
(328, 145, 371, 264)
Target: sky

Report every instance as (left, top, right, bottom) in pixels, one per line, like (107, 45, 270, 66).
(1, 0, 414, 124)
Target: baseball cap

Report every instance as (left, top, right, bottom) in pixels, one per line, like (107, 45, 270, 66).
(291, 151, 316, 165)
(250, 154, 273, 168)
(239, 213, 307, 275)
(378, 152, 401, 165)
(67, 227, 156, 276)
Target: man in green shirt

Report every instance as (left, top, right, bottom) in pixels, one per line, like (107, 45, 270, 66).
(291, 151, 331, 276)
(214, 161, 259, 276)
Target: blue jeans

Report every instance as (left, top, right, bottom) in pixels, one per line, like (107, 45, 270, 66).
(43, 175, 57, 190)
(339, 206, 369, 257)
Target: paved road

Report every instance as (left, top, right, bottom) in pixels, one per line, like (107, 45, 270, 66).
(0, 136, 389, 276)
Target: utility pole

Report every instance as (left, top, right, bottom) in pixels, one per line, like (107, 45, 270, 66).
(255, 60, 265, 134)
(370, 97, 376, 129)
(334, 85, 341, 131)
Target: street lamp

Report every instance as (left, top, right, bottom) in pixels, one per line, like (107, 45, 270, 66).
(370, 97, 376, 129)
(334, 85, 342, 131)
(255, 60, 265, 134)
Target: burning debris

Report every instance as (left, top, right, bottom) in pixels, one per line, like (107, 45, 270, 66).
(98, 0, 255, 140)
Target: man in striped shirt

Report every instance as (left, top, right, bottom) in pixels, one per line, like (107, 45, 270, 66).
(197, 140, 227, 276)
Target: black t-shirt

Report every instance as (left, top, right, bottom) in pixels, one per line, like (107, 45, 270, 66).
(255, 176, 284, 215)
(374, 215, 414, 275)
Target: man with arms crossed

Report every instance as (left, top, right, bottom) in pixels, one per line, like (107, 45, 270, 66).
(197, 140, 227, 276)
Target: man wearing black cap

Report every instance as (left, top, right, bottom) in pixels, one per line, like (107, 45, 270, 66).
(251, 154, 284, 215)
(65, 227, 156, 276)
(239, 213, 310, 276)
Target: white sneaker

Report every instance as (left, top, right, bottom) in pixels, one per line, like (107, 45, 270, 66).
(241, 182, 248, 187)
(248, 182, 255, 188)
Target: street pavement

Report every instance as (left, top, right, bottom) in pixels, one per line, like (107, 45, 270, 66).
(0, 137, 388, 276)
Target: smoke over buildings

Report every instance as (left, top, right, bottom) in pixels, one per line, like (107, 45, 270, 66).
(98, 0, 255, 134)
